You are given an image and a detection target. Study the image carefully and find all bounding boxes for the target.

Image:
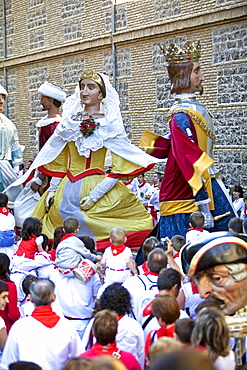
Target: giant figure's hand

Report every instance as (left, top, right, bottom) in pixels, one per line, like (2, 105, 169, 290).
(31, 181, 41, 193)
(80, 196, 95, 210)
(45, 191, 55, 211)
(199, 202, 214, 230)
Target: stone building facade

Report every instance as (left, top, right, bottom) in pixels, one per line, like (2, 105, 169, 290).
(0, 0, 246, 186)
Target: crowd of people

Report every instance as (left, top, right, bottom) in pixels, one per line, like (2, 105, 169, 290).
(0, 38, 246, 370)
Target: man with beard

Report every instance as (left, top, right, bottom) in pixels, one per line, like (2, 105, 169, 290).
(30, 81, 66, 193)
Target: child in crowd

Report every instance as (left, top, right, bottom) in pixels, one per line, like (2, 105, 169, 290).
(55, 217, 101, 272)
(0, 193, 16, 258)
(48, 226, 65, 261)
(177, 280, 204, 319)
(186, 212, 209, 244)
(174, 318, 195, 347)
(19, 274, 64, 318)
(100, 227, 138, 287)
(138, 236, 159, 274)
(170, 235, 185, 272)
(15, 217, 44, 260)
(145, 295, 180, 359)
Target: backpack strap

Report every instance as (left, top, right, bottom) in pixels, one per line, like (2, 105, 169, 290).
(136, 275, 147, 290)
(142, 313, 154, 330)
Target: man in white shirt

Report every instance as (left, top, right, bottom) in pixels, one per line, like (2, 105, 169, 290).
(1, 279, 82, 370)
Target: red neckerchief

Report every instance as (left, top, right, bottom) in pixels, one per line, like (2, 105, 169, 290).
(110, 243, 126, 256)
(191, 281, 199, 294)
(244, 209, 247, 217)
(173, 252, 180, 258)
(91, 342, 120, 357)
(138, 181, 147, 188)
(142, 261, 150, 273)
(60, 233, 75, 242)
(125, 180, 132, 186)
(31, 305, 60, 328)
(118, 314, 125, 321)
(143, 271, 158, 276)
(156, 324, 175, 338)
(0, 207, 9, 216)
(188, 228, 204, 232)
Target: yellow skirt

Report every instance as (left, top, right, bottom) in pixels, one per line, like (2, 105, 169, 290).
(33, 174, 153, 241)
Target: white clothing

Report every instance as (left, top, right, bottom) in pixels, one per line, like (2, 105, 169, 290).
(103, 246, 133, 285)
(123, 274, 158, 319)
(19, 298, 64, 318)
(240, 209, 247, 219)
(81, 315, 145, 368)
(145, 184, 159, 207)
(55, 236, 97, 269)
(141, 309, 188, 339)
(50, 267, 101, 335)
(213, 351, 236, 370)
(136, 181, 150, 205)
(233, 198, 245, 213)
(0, 212, 15, 231)
(0, 317, 6, 362)
(0, 212, 17, 258)
(1, 315, 82, 370)
(185, 229, 209, 244)
(181, 281, 204, 319)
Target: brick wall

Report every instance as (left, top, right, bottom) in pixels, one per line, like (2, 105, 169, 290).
(0, 0, 246, 187)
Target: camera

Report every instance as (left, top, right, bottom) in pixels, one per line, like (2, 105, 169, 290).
(154, 238, 168, 251)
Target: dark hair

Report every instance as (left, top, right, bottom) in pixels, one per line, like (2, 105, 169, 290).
(53, 226, 66, 249)
(243, 218, 247, 233)
(9, 362, 42, 370)
(152, 295, 180, 324)
(170, 235, 185, 252)
(41, 233, 49, 250)
(233, 185, 243, 197)
(175, 318, 195, 344)
(22, 275, 39, 297)
(228, 217, 243, 233)
(52, 98, 62, 108)
(99, 283, 132, 315)
(0, 280, 9, 294)
(92, 310, 118, 345)
(0, 253, 11, 282)
(0, 193, 8, 207)
(189, 212, 205, 228)
(22, 217, 42, 240)
(195, 297, 222, 316)
(157, 268, 181, 291)
(167, 62, 193, 94)
(147, 248, 167, 274)
(78, 235, 96, 254)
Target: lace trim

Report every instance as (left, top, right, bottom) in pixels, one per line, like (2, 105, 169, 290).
(168, 107, 216, 141)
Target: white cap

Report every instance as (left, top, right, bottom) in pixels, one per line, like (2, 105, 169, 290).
(0, 84, 8, 96)
(38, 81, 66, 103)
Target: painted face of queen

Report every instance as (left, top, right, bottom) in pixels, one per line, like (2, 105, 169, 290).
(80, 79, 103, 112)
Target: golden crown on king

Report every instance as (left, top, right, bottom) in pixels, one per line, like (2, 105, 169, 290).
(160, 40, 201, 64)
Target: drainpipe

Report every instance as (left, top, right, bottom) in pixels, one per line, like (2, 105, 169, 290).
(111, 0, 116, 88)
(2, 0, 8, 115)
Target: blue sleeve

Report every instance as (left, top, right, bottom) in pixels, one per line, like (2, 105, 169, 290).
(174, 112, 194, 141)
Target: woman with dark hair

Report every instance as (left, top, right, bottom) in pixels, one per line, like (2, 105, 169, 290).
(81, 283, 144, 368)
(0, 253, 20, 332)
(48, 226, 65, 261)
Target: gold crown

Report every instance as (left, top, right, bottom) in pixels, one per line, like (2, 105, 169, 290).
(79, 70, 103, 86)
(160, 41, 201, 64)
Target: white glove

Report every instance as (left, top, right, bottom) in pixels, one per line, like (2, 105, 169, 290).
(89, 177, 118, 202)
(45, 191, 55, 211)
(198, 202, 214, 230)
(80, 196, 95, 210)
